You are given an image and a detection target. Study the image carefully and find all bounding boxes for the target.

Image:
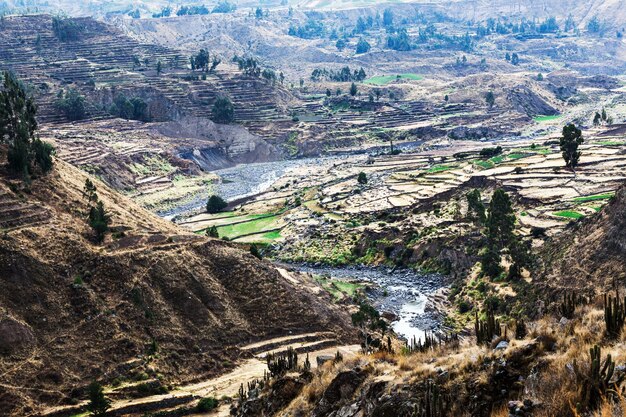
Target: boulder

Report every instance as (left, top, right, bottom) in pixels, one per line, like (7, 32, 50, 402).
(0, 316, 35, 354)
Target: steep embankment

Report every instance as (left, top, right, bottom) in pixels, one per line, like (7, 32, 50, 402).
(541, 184, 626, 290)
(0, 158, 354, 416)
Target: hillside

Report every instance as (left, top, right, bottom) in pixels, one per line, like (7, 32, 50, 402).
(542, 184, 626, 290)
(0, 155, 355, 416)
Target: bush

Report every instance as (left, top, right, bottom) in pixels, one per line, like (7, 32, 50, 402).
(206, 195, 228, 213)
(357, 172, 367, 184)
(56, 88, 86, 121)
(211, 96, 234, 124)
(197, 397, 218, 412)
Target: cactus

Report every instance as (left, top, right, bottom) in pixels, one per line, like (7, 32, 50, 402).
(475, 309, 501, 345)
(515, 319, 527, 340)
(334, 350, 343, 363)
(302, 353, 311, 372)
(574, 345, 625, 411)
(414, 379, 447, 417)
(559, 292, 579, 319)
(604, 292, 626, 339)
(266, 346, 298, 377)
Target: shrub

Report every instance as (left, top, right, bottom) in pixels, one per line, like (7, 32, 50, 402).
(197, 397, 218, 412)
(211, 96, 234, 124)
(206, 195, 227, 213)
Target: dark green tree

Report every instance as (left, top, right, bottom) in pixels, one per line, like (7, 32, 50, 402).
(88, 201, 110, 243)
(206, 225, 219, 238)
(351, 303, 386, 353)
(486, 189, 516, 250)
(86, 382, 110, 417)
(350, 82, 358, 97)
(466, 189, 486, 225)
(0, 72, 54, 179)
(382, 8, 394, 27)
(355, 38, 371, 54)
(357, 172, 367, 184)
(56, 88, 86, 121)
(206, 195, 228, 213)
(250, 243, 262, 260)
(480, 242, 502, 279)
(560, 124, 584, 173)
(485, 91, 495, 108)
(211, 96, 234, 124)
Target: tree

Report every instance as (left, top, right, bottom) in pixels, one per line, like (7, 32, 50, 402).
(351, 303, 386, 353)
(88, 201, 110, 243)
(211, 96, 234, 124)
(86, 382, 111, 417)
(511, 53, 520, 65)
(485, 91, 495, 108)
(255, 7, 263, 18)
(350, 82, 358, 97)
(593, 112, 602, 126)
(357, 172, 367, 184)
(0, 72, 54, 180)
(355, 38, 371, 54)
(335, 38, 346, 50)
(83, 179, 98, 205)
(560, 124, 584, 173)
(206, 225, 219, 238)
(466, 189, 486, 225)
(480, 244, 502, 279)
(486, 189, 516, 251)
(537, 73, 544, 81)
(250, 243, 262, 260)
(206, 195, 227, 213)
(56, 88, 86, 121)
(382, 8, 394, 27)
(156, 60, 162, 75)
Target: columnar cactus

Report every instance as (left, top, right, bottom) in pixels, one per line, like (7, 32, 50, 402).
(604, 292, 626, 339)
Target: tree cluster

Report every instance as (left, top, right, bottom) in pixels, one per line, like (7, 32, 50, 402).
(56, 88, 86, 121)
(52, 16, 83, 41)
(288, 19, 325, 39)
(190, 49, 221, 73)
(0, 72, 54, 181)
(110, 94, 149, 122)
(176, 5, 209, 16)
(83, 179, 111, 243)
(310, 66, 366, 82)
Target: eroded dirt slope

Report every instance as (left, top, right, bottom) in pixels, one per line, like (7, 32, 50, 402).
(0, 157, 354, 416)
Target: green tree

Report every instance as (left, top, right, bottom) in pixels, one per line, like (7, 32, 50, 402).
(86, 382, 110, 417)
(156, 60, 162, 75)
(355, 38, 371, 54)
(560, 123, 584, 173)
(206, 225, 219, 238)
(486, 189, 516, 250)
(211, 96, 234, 124)
(480, 244, 502, 279)
(357, 172, 367, 184)
(350, 82, 358, 97)
(206, 195, 228, 213)
(250, 243, 262, 260)
(485, 91, 495, 108)
(511, 52, 520, 65)
(88, 201, 111, 243)
(351, 303, 386, 353)
(56, 88, 86, 121)
(466, 189, 486, 225)
(0, 72, 54, 180)
(382, 8, 394, 27)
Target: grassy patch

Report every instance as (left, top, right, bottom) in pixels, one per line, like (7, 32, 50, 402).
(426, 164, 457, 174)
(314, 276, 363, 300)
(474, 160, 494, 170)
(534, 114, 562, 122)
(216, 215, 281, 239)
(507, 153, 529, 161)
(364, 73, 423, 85)
(553, 210, 585, 220)
(572, 193, 615, 203)
(597, 140, 625, 146)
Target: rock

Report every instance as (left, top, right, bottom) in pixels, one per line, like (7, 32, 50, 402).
(495, 340, 509, 351)
(313, 369, 367, 417)
(0, 316, 35, 354)
(559, 317, 569, 326)
(317, 355, 335, 368)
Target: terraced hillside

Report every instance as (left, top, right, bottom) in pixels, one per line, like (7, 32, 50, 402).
(0, 156, 355, 416)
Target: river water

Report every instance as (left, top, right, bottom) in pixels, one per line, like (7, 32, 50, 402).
(293, 265, 445, 344)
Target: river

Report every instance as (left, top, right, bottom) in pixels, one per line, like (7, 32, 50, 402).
(293, 265, 445, 345)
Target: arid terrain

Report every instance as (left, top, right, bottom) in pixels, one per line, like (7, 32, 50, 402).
(1, 1, 626, 416)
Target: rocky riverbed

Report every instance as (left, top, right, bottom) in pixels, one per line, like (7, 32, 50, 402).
(293, 264, 448, 344)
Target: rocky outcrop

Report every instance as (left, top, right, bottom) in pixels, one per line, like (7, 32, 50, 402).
(0, 315, 35, 354)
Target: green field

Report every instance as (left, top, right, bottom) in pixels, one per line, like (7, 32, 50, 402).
(314, 276, 363, 300)
(213, 214, 281, 240)
(553, 210, 585, 220)
(364, 73, 423, 85)
(534, 115, 562, 122)
(572, 193, 615, 203)
(426, 164, 457, 173)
